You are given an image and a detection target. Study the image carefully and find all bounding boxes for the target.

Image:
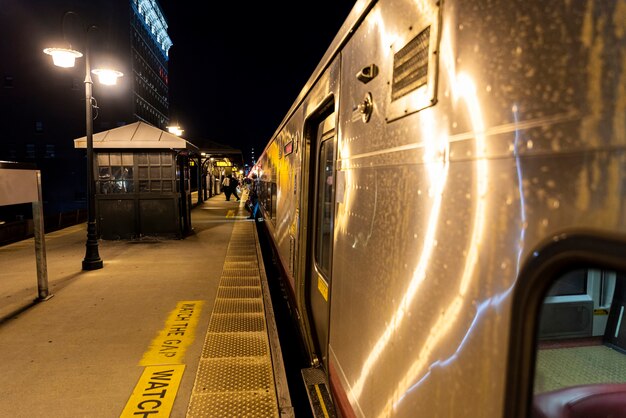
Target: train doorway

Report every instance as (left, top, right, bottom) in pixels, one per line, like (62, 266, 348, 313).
(304, 112, 337, 371)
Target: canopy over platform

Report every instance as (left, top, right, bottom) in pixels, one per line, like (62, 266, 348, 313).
(74, 121, 198, 151)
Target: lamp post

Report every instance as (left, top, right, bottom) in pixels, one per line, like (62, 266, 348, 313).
(44, 11, 123, 271)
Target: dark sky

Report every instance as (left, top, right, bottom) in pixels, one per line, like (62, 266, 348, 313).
(158, 2, 357, 165)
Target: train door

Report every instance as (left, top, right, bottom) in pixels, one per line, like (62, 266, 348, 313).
(305, 112, 336, 371)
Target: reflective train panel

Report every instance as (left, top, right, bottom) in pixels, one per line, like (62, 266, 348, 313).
(250, 0, 626, 416)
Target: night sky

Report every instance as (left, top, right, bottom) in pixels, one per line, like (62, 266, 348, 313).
(158, 2, 357, 165)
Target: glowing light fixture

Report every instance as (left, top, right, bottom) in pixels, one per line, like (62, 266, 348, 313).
(91, 68, 124, 85)
(43, 47, 82, 68)
(166, 125, 184, 136)
(43, 11, 125, 271)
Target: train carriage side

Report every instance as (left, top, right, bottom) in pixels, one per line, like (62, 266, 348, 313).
(254, 0, 626, 417)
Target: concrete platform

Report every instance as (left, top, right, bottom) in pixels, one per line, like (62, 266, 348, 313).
(0, 194, 286, 417)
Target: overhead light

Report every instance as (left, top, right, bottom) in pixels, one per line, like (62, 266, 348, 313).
(92, 68, 124, 85)
(43, 47, 83, 68)
(166, 125, 184, 136)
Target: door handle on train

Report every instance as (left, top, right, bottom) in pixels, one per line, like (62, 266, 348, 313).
(356, 64, 379, 84)
(352, 92, 374, 123)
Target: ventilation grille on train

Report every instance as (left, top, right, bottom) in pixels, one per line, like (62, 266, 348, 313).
(391, 26, 431, 102)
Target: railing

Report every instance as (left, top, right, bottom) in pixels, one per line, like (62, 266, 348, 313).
(0, 208, 88, 246)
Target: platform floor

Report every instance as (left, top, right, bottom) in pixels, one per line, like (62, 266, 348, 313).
(0, 193, 291, 417)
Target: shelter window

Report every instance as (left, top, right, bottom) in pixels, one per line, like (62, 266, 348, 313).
(137, 152, 173, 192)
(97, 152, 134, 194)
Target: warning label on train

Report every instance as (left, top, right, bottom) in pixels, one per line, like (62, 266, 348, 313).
(140, 301, 204, 366)
(120, 364, 185, 418)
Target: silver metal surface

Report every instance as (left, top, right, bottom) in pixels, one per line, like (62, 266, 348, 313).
(186, 392, 279, 418)
(301, 367, 337, 418)
(301, 367, 327, 386)
(251, 0, 626, 416)
(201, 332, 268, 358)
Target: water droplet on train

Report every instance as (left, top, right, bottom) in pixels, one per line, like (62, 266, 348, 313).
(548, 198, 560, 209)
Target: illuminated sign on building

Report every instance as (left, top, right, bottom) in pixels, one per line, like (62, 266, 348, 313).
(135, 0, 173, 58)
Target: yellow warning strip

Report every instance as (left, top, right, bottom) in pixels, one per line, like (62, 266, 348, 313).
(314, 384, 330, 418)
(120, 365, 185, 418)
(140, 301, 204, 366)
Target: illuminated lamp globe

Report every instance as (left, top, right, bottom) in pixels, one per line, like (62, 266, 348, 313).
(166, 125, 184, 136)
(91, 68, 124, 85)
(43, 47, 83, 68)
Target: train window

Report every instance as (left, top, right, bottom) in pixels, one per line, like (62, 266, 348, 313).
(532, 268, 626, 417)
(546, 269, 587, 297)
(314, 136, 335, 278)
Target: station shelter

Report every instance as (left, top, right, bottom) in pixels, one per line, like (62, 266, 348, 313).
(74, 122, 199, 240)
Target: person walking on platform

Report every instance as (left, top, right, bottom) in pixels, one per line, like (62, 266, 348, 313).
(247, 173, 260, 220)
(222, 174, 232, 201)
(231, 175, 241, 201)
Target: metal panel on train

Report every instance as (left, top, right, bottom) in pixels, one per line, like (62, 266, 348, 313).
(252, 0, 626, 416)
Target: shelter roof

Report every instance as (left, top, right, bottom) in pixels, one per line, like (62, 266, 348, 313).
(74, 121, 199, 151)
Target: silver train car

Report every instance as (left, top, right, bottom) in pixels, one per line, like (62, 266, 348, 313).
(250, 0, 626, 416)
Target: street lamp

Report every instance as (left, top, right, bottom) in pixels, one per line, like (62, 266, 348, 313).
(166, 125, 184, 136)
(44, 11, 123, 271)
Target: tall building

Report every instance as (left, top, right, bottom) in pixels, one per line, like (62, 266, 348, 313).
(0, 0, 173, 219)
(129, 0, 172, 128)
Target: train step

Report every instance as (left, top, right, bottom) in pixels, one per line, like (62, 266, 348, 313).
(301, 367, 337, 418)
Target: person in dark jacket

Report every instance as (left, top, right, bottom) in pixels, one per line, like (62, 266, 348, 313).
(231, 175, 240, 201)
(247, 173, 259, 219)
